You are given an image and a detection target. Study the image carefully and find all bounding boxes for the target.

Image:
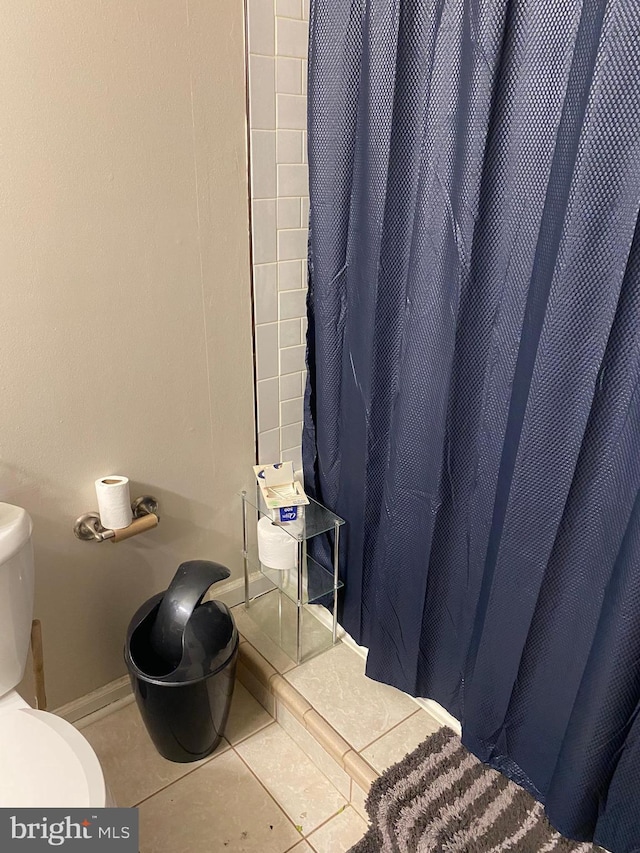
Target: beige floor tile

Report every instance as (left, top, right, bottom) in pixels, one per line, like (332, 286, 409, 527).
(349, 781, 368, 822)
(138, 750, 300, 853)
(285, 644, 417, 750)
(237, 660, 276, 716)
(234, 604, 297, 673)
(288, 843, 314, 852)
(360, 709, 442, 773)
(236, 724, 347, 836)
(81, 700, 228, 807)
(307, 806, 368, 853)
(239, 594, 334, 665)
(225, 681, 274, 745)
(277, 702, 351, 799)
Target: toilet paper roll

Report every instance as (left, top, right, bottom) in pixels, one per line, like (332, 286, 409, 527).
(269, 510, 305, 541)
(282, 516, 305, 539)
(95, 476, 132, 530)
(257, 515, 298, 571)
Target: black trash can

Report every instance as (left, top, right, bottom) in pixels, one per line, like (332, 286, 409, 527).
(124, 560, 238, 763)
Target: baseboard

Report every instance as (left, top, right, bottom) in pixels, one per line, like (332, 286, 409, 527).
(54, 676, 133, 723)
(54, 571, 271, 723)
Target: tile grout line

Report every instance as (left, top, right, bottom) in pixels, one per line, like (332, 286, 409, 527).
(228, 716, 277, 749)
(356, 706, 423, 754)
(234, 716, 350, 838)
(232, 742, 306, 842)
(303, 804, 362, 849)
(133, 726, 304, 845)
(237, 640, 380, 796)
(131, 739, 232, 809)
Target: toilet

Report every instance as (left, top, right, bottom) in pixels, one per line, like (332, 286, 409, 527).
(0, 502, 111, 807)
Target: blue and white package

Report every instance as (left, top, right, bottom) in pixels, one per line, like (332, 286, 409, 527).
(276, 506, 299, 523)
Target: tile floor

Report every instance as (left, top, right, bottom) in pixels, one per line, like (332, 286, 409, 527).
(232, 603, 443, 771)
(77, 629, 443, 852)
(79, 681, 368, 852)
(285, 643, 420, 752)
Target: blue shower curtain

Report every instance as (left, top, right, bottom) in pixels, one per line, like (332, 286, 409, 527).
(303, 1, 640, 849)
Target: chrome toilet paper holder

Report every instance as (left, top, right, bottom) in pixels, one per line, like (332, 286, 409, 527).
(74, 496, 160, 543)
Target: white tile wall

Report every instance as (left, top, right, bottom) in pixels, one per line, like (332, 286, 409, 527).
(247, 0, 275, 55)
(278, 163, 308, 196)
(257, 378, 280, 433)
(258, 428, 281, 464)
(278, 229, 308, 261)
(277, 197, 302, 228)
(280, 318, 303, 347)
(276, 0, 302, 18)
(252, 199, 277, 264)
(278, 259, 304, 290)
(281, 422, 303, 451)
(251, 131, 277, 198)
(280, 288, 307, 320)
(281, 445, 303, 470)
(280, 344, 306, 375)
(280, 371, 304, 401)
(276, 58, 303, 94)
(249, 56, 276, 129)
(276, 18, 308, 58)
(254, 264, 278, 324)
(277, 94, 307, 130)
(277, 130, 304, 164)
(247, 0, 309, 467)
(256, 323, 279, 381)
(281, 397, 304, 426)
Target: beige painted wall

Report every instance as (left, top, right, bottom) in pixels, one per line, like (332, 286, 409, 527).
(0, 1, 255, 709)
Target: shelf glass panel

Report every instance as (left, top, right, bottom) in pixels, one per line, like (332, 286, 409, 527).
(244, 590, 335, 664)
(241, 487, 345, 541)
(244, 542, 343, 605)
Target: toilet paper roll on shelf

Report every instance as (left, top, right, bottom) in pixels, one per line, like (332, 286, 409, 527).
(257, 516, 299, 571)
(95, 476, 132, 530)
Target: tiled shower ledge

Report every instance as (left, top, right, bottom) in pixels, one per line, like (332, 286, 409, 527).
(234, 606, 443, 821)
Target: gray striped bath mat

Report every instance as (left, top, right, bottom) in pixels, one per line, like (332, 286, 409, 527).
(349, 727, 604, 852)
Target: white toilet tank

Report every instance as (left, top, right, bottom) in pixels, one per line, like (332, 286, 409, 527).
(0, 503, 35, 698)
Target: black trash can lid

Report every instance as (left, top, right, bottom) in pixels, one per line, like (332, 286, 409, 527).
(125, 560, 238, 685)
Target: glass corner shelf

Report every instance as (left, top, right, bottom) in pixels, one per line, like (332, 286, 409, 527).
(240, 486, 345, 664)
(241, 487, 345, 541)
(244, 545, 343, 605)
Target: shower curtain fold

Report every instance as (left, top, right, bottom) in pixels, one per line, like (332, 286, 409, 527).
(303, 1, 640, 849)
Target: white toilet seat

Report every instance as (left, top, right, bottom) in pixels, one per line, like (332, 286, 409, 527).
(0, 504, 111, 809)
(0, 701, 107, 807)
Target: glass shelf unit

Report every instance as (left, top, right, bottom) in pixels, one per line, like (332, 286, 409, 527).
(241, 487, 345, 664)
(242, 488, 345, 541)
(244, 545, 343, 605)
